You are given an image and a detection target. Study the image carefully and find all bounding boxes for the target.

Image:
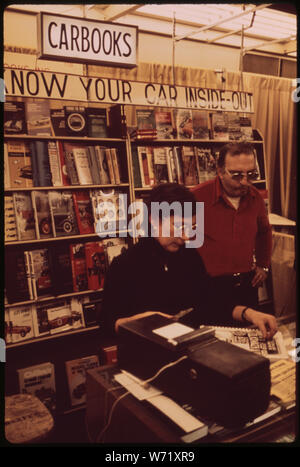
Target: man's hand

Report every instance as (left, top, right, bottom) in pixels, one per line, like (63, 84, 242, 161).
(115, 311, 172, 333)
(244, 308, 278, 339)
(252, 266, 268, 287)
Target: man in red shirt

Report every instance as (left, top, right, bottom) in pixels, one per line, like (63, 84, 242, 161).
(192, 142, 272, 325)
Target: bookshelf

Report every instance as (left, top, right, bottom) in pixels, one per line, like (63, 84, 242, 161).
(4, 96, 269, 413)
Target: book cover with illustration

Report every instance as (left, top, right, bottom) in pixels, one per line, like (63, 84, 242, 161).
(72, 146, 93, 185)
(64, 106, 87, 137)
(4, 100, 27, 135)
(69, 243, 88, 292)
(136, 108, 156, 131)
(65, 355, 99, 407)
(25, 100, 53, 136)
(18, 362, 56, 412)
(8, 305, 34, 343)
(155, 109, 174, 139)
(85, 241, 106, 290)
(5, 250, 32, 303)
(192, 110, 210, 139)
(86, 107, 108, 138)
(181, 146, 198, 186)
(72, 190, 94, 235)
(13, 191, 36, 241)
(174, 109, 193, 139)
(48, 190, 79, 237)
(211, 112, 229, 140)
(32, 191, 53, 239)
(152, 146, 170, 184)
(29, 248, 53, 298)
(6, 141, 33, 188)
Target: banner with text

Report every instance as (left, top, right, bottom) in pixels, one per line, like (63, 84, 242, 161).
(4, 68, 254, 112)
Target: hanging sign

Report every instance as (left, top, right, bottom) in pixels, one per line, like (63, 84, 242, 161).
(38, 13, 138, 68)
(4, 68, 254, 113)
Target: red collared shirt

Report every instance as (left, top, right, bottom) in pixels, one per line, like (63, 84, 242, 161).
(191, 177, 272, 277)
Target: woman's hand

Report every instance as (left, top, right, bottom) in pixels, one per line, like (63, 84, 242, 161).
(115, 311, 172, 333)
(243, 308, 278, 339)
(232, 306, 278, 339)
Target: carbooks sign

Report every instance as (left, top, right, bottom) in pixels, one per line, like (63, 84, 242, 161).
(38, 13, 138, 68)
(4, 68, 254, 113)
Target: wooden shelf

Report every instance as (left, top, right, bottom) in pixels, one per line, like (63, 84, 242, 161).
(4, 288, 103, 309)
(4, 183, 130, 193)
(6, 325, 100, 349)
(4, 134, 125, 143)
(5, 229, 131, 246)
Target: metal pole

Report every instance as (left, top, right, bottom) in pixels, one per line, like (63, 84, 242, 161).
(172, 12, 176, 86)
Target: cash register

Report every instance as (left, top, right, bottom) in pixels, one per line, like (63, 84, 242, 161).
(117, 314, 271, 428)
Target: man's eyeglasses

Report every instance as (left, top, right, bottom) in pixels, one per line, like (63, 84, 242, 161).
(173, 222, 198, 238)
(224, 167, 259, 182)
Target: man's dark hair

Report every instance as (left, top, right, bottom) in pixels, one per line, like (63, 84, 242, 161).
(217, 142, 256, 168)
(146, 183, 197, 220)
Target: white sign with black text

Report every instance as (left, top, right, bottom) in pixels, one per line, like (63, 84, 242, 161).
(38, 13, 138, 68)
(4, 68, 254, 113)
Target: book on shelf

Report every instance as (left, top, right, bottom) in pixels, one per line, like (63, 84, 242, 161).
(31, 140, 53, 187)
(152, 146, 169, 184)
(25, 100, 53, 136)
(4, 194, 18, 242)
(57, 141, 70, 186)
(69, 243, 88, 292)
(72, 146, 93, 185)
(4, 100, 27, 135)
(50, 107, 67, 136)
(82, 298, 102, 327)
(18, 362, 56, 413)
(136, 108, 156, 131)
(6, 141, 33, 188)
(110, 147, 122, 184)
(103, 238, 128, 266)
(165, 147, 178, 183)
(5, 250, 33, 303)
(24, 251, 34, 300)
(85, 241, 107, 290)
(104, 148, 116, 184)
(48, 190, 79, 237)
(64, 105, 87, 137)
(91, 189, 127, 235)
(32, 302, 51, 337)
(108, 104, 127, 138)
(13, 191, 36, 241)
(195, 147, 217, 183)
(137, 146, 151, 187)
(227, 112, 243, 141)
(174, 108, 193, 139)
(31, 191, 53, 239)
(72, 190, 95, 235)
(70, 297, 86, 330)
(213, 326, 289, 362)
(47, 141, 63, 186)
(47, 299, 73, 335)
(86, 107, 108, 138)
(181, 146, 198, 186)
(86, 146, 101, 185)
(239, 116, 253, 141)
(211, 112, 229, 140)
(28, 248, 53, 298)
(155, 109, 174, 139)
(172, 146, 184, 184)
(64, 150, 80, 186)
(49, 243, 74, 295)
(65, 355, 99, 407)
(130, 129, 158, 140)
(131, 145, 142, 188)
(94, 146, 111, 185)
(192, 110, 210, 140)
(6, 305, 35, 343)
